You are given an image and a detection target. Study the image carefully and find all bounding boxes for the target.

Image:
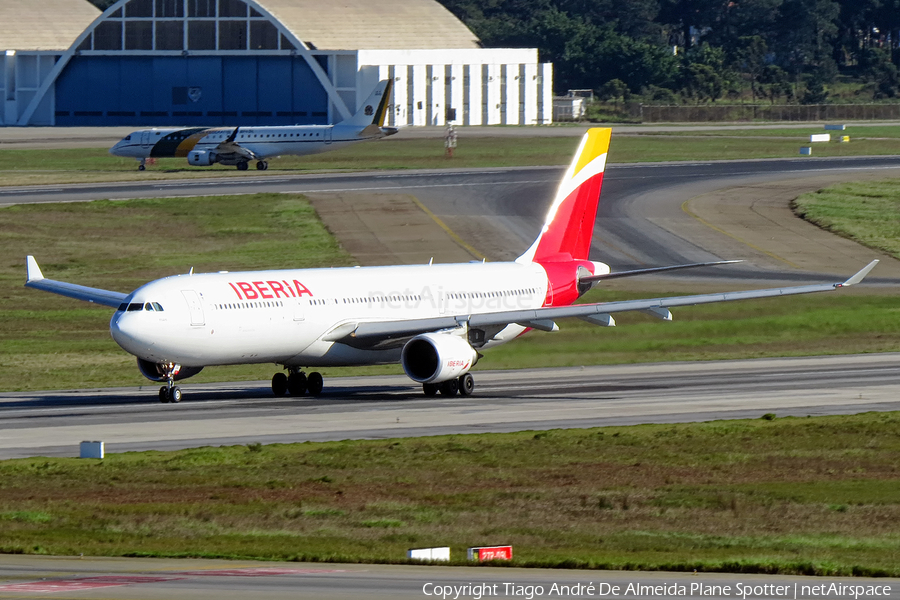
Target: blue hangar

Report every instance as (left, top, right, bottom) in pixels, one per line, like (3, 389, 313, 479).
(0, 0, 553, 128)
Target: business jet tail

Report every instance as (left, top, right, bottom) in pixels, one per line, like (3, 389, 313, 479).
(343, 79, 397, 136)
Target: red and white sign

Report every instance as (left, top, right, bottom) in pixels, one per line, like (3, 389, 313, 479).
(467, 545, 512, 561)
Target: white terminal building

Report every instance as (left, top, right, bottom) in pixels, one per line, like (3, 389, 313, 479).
(1, 0, 553, 127)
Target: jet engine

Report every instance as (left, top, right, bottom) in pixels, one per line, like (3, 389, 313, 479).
(137, 358, 203, 382)
(401, 332, 477, 384)
(187, 150, 218, 166)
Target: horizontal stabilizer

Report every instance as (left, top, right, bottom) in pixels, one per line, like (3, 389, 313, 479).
(358, 124, 384, 137)
(582, 260, 742, 283)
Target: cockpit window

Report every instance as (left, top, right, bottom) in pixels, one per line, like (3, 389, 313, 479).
(144, 302, 154, 311)
(152, 302, 164, 311)
(124, 135, 131, 141)
(127, 303, 143, 311)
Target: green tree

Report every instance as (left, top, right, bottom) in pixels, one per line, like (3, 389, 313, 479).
(734, 35, 769, 101)
(681, 43, 734, 102)
(860, 47, 900, 98)
(760, 64, 794, 103)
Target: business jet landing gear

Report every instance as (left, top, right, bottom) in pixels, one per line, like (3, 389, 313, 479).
(422, 373, 475, 397)
(138, 158, 146, 172)
(273, 369, 324, 396)
(236, 161, 249, 171)
(256, 161, 268, 171)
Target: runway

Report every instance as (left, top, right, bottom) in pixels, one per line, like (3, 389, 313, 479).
(1, 353, 897, 460)
(0, 554, 897, 600)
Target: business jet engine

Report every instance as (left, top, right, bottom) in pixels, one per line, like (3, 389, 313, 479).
(401, 332, 477, 384)
(187, 149, 218, 166)
(137, 358, 203, 382)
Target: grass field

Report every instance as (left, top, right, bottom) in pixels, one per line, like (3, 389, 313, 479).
(1, 127, 899, 186)
(794, 179, 900, 260)
(3, 193, 899, 392)
(1, 412, 898, 575)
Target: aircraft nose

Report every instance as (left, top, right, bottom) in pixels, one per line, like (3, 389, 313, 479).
(110, 311, 154, 356)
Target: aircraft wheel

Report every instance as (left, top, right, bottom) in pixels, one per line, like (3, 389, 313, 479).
(287, 372, 307, 396)
(256, 161, 268, 171)
(138, 164, 146, 172)
(159, 386, 170, 403)
(439, 379, 459, 396)
(237, 161, 249, 171)
(307, 372, 324, 396)
(170, 387, 183, 403)
(423, 383, 438, 397)
(272, 372, 288, 396)
(458, 373, 475, 396)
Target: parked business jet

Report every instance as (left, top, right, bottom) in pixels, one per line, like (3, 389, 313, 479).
(109, 80, 397, 171)
(28, 128, 878, 403)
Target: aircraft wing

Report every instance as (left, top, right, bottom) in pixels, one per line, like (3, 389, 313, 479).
(214, 128, 258, 160)
(24, 256, 128, 308)
(328, 260, 879, 348)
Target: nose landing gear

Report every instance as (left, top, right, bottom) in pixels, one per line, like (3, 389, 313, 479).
(157, 363, 182, 403)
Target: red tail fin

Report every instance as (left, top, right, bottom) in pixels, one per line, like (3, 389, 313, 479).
(517, 128, 611, 264)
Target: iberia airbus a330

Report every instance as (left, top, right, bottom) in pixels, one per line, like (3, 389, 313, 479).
(26, 128, 878, 403)
(109, 79, 396, 172)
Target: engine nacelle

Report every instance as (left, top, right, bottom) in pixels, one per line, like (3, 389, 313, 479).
(137, 358, 203, 382)
(401, 332, 477, 384)
(187, 150, 218, 166)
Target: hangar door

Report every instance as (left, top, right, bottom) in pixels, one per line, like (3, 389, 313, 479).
(55, 56, 329, 127)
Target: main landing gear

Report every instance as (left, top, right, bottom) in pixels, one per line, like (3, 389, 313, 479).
(423, 373, 474, 397)
(272, 369, 324, 397)
(236, 160, 249, 171)
(138, 158, 147, 171)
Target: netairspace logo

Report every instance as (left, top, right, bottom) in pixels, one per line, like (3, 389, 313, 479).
(421, 582, 894, 600)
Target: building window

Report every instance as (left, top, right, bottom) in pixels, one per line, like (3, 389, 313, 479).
(125, 0, 153, 18)
(188, 0, 216, 17)
(188, 20, 216, 49)
(125, 21, 153, 50)
(94, 21, 123, 50)
(219, 0, 247, 17)
(250, 21, 278, 50)
(219, 20, 247, 50)
(156, 20, 183, 50)
(155, 0, 184, 17)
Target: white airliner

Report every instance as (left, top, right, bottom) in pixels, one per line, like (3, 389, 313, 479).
(27, 128, 877, 403)
(109, 80, 397, 172)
